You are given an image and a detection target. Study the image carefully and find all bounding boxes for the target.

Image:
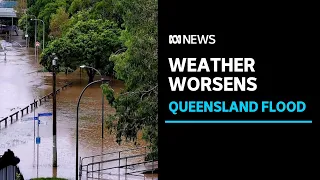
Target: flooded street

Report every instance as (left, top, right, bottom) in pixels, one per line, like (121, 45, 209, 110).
(0, 45, 153, 179)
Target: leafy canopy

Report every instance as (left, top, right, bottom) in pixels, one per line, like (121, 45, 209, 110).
(102, 0, 158, 159)
(41, 19, 122, 79)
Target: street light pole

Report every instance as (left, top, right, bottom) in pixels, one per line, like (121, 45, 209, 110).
(26, 13, 28, 47)
(31, 19, 45, 51)
(34, 20, 37, 61)
(52, 54, 58, 167)
(76, 79, 109, 180)
(79, 65, 105, 139)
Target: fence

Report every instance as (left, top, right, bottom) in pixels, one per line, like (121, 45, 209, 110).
(0, 165, 18, 180)
(80, 146, 158, 179)
(0, 82, 73, 130)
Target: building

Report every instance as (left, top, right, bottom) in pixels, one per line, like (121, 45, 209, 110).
(0, 0, 18, 41)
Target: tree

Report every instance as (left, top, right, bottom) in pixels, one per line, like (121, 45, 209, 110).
(41, 36, 77, 72)
(68, 0, 92, 15)
(49, 7, 70, 38)
(14, 0, 27, 17)
(102, 0, 158, 159)
(41, 19, 122, 83)
(90, 0, 123, 26)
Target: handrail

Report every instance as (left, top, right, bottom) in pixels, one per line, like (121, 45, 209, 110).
(85, 154, 146, 167)
(79, 146, 157, 178)
(9, 111, 18, 117)
(0, 117, 8, 123)
(81, 146, 147, 162)
(84, 160, 157, 174)
(0, 82, 73, 130)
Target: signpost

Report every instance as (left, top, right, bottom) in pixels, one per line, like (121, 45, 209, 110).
(34, 112, 52, 178)
(25, 34, 28, 47)
(36, 41, 40, 62)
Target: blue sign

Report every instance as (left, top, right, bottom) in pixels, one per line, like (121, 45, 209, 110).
(36, 137, 41, 144)
(38, 113, 52, 117)
(22, 117, 33, 121)
(22, 117, 38, 121)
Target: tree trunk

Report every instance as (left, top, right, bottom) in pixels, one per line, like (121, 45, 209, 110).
(86, 69, 96, 83)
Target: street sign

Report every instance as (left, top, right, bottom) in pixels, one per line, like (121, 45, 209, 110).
(36, 41, 40, 47)
(21, 116, 38, 121)
(36, 137, 41, 144)
(39, 121, 47, 125)
(38, 113, 52, 117)
(25, 34, 28, 38)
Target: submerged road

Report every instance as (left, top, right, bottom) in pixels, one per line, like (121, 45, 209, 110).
(0, 44, 148, 179)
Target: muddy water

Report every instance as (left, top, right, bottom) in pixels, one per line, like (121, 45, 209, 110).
(0, 47, 155, 179)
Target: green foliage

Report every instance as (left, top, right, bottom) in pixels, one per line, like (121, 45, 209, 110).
(102, 0, 158, 159)
(24, 0, 157, 159)
(14, 0, 27, 18)
(41, 20, 122, 77)
(101, 84, 115, 104)
(18, 14, 27, 31)
(68, 0, 92, 15)
(23, 0, 71, 47)
(41, 36, 76, 71)
(16, 172, 22, 180)
(49, 7, 70, 38)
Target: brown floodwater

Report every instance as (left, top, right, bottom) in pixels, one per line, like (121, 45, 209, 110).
(0, 46, 156, 179)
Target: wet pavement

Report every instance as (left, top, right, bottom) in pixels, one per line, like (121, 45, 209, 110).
(0, 44, 154, 179)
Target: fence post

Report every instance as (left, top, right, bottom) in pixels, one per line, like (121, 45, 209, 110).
(92, 156, 94, 178)
(77, 157, 82, 177)
(152, 158, 154, 174)
(125, 157, 127, 180)
(87, 165, 88, 178)
(119, 151, 121, 178)
(99, 162, 101, 179)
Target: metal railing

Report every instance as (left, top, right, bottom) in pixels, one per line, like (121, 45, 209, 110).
(80, 147, 158, 179)
(0, 82, 73, 130)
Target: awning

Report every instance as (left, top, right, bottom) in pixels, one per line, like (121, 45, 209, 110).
(0, 8, 17, 18)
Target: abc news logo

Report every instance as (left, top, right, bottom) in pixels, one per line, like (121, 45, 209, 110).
(169, 35, 215, 44)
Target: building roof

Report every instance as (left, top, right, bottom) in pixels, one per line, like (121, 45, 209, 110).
(0, 1, 17, 8)
(0, 8, 17, 17)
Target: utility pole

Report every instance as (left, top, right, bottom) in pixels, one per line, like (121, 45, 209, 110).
(31, 19, 45, 53)
(34, 20, 37, 61)
(52, 54, 58, 167)
(26, 11, 28, 47)
(79, 65, 105, 138)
